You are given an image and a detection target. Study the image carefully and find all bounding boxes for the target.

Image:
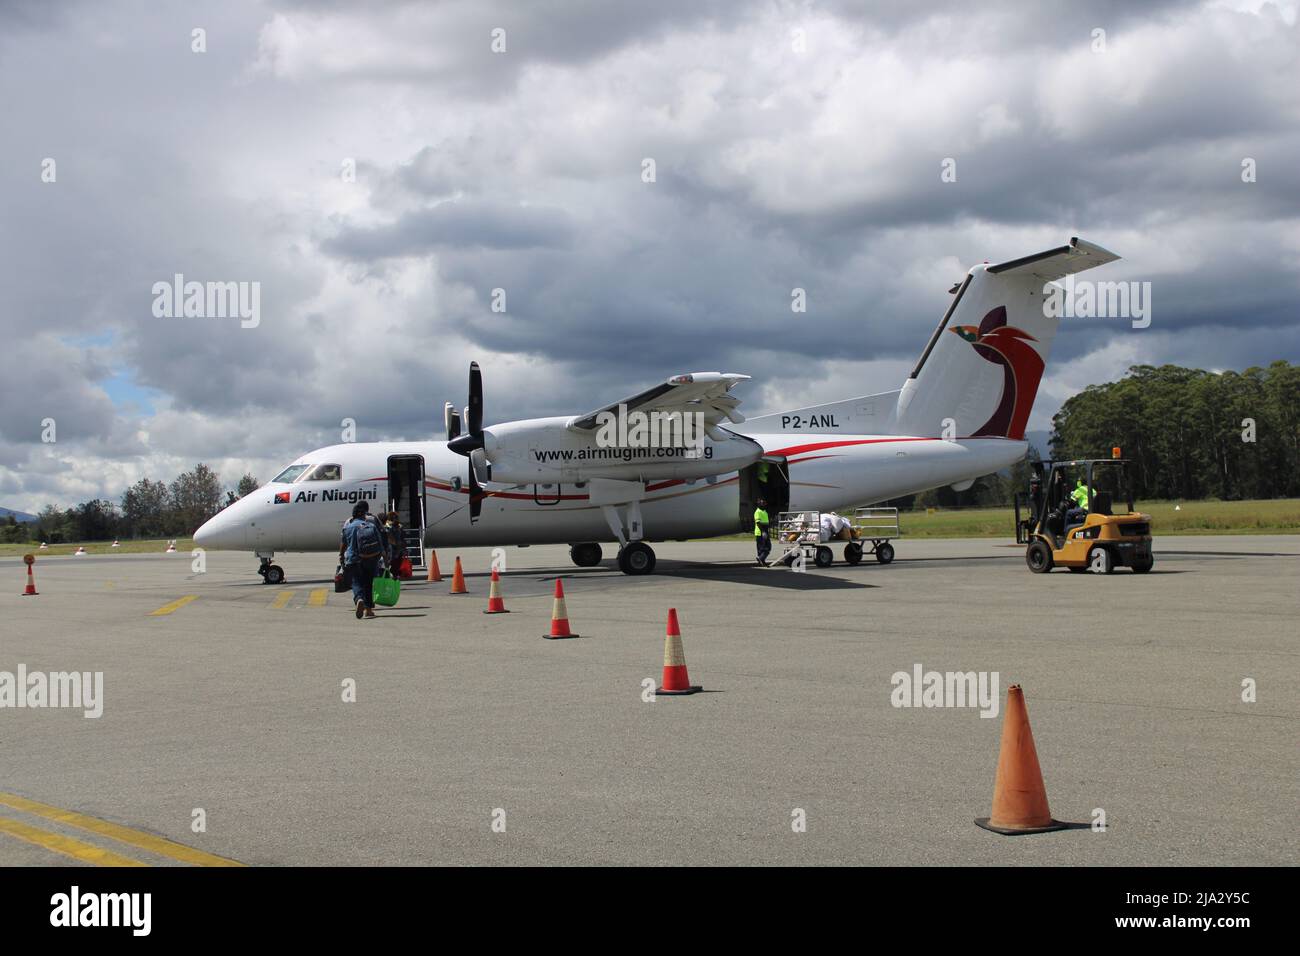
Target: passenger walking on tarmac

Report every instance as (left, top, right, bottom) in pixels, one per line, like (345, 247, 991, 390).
(339, 501, 387, 619)
(754, 497, 772, 566)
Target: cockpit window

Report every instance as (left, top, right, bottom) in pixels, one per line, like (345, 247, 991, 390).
(272, 464, 311, 484)
(300, 464, 342, 482)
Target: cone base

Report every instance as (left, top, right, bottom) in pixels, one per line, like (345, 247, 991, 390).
(656, 685, 701, 695)
(543, 632, 579, 639)
(21, 591, 38, 596)
(483, 608, 510, 614)
(974, 817, 1067, 836)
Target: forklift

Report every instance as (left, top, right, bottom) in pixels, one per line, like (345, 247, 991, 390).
(1014, 449, 1154, 574)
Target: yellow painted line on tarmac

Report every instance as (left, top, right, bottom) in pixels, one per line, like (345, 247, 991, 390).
(0, 817, 145, 867)
(148, 595, 198, 616)
(270, 590, 294, 610)
(307, 588, 328, 607)
(0, 792, 243, 867)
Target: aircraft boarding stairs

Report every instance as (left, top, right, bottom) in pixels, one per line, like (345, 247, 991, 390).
(402, 527, 425, 571)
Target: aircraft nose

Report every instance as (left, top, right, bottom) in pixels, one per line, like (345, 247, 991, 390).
(193, 511, 246, 550)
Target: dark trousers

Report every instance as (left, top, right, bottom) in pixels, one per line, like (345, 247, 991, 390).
(349, 556, 381, 608)
(756, 533, 771, 563)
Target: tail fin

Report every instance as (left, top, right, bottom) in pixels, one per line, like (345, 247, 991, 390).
(895, 237, 1119, 440)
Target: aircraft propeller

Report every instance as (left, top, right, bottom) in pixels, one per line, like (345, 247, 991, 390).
(447, 362, 487, 522)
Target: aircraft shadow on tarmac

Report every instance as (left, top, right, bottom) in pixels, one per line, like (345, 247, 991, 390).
(404, 563, 874, 589)
(651, 561, 876, 589)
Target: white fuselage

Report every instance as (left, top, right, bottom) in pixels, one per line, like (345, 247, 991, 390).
(193, 433, 1025, 554)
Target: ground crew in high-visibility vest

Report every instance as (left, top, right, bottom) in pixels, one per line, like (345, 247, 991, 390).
(1070, 479, 1090, 510)
(1066, 477, 1090, 528)
(753, 498, 772, 566)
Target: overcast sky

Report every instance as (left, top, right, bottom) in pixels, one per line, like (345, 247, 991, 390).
(2, 0, 1298, 512)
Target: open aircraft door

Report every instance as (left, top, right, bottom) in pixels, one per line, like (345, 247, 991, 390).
(739, 456, 790, 532)
(387, 454, 426, 571)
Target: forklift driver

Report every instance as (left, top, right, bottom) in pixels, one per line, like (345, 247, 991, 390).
(1066, 477, 1089, 529)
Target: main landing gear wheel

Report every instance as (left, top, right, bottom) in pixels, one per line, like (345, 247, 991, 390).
(844, 542, 864, 565)
(569, 543, 603, 568)
(875, 541, 895, 564)
(1026, 540, 1054, 573)
(617, 541, 656, 575)
(259, 563, 285, 585)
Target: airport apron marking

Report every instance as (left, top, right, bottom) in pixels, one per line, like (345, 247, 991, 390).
(0, 792, 243, 867)
(0, 817, 145, 867)
(148, 595, 198, 616)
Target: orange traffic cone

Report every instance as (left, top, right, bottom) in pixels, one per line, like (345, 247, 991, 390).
(449, 556, 468, 594)
(656, 608, 701, 695)
(483, 568, 509, 614)
(975, 685, 1067, 835)
(543, 579, 578, 639)
(426, 549, 443, 582)
(21, 560, 38, 596)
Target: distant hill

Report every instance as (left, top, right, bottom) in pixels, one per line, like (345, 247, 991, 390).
(0, 507, 38, 523)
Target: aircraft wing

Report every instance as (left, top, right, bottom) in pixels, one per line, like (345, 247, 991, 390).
(569, 372, 750, 431)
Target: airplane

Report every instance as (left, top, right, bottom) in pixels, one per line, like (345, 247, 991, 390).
(194, 237, 1120, 582)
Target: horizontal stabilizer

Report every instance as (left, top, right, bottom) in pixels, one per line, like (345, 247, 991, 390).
(986, 237, 1120, 284)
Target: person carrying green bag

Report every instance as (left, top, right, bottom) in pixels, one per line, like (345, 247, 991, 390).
(372, 569, 401, 608)
(339, 501, 387, 620)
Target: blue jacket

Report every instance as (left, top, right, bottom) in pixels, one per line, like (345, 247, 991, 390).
(341, 515, 387, 565)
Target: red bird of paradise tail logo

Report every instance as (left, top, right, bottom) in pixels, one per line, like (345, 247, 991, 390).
(949, 305, 1043, 440)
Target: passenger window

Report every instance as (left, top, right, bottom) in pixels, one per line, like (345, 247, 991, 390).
(302, 464, 342, 481)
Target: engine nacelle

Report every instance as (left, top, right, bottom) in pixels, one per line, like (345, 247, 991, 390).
(481, 416, 763, 484)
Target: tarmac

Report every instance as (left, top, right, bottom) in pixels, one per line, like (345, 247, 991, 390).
(1, 536, 1296, 866)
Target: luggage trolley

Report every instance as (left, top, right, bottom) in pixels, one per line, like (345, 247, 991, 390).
(849, 506, 901, 565)
(773, 507, 902, 568)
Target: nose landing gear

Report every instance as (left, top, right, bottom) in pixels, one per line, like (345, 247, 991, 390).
(257, 555, 285, 585)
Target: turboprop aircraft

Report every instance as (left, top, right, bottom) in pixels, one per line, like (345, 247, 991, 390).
(194, 237, 1120, 581)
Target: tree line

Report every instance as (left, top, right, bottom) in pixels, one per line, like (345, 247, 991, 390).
(1050, 361, 1300, 501)
(2, 465, 259, 544)
(890, 361, 1298, 510)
